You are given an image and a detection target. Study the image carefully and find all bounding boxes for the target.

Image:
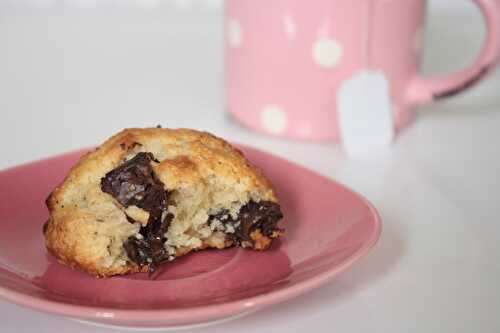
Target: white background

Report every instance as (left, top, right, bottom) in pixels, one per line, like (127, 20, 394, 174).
(1, 0, 500, 332)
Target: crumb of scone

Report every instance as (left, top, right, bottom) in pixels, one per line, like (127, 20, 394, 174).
(44, 128, 284, 277)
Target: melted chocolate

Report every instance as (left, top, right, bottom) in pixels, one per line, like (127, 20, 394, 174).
(101, 152, 283, 273)
(123, 236, 150, 267)
(101, 152, 165, 211)
(123, 212, 174, 272)
(209, 201, 283, 244)
(101, 152, 173, 273)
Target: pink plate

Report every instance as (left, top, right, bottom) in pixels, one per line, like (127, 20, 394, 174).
(0, 145, 381, 329)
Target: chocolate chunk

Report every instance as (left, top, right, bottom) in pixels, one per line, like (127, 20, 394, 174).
(101, 152, 174, 273)
(209, 201, 283, 244)
(101, 152, 166, 211)
(123, 236, 151, 267)
(145, 212, 174, 273)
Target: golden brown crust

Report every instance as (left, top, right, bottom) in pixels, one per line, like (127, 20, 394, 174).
(47, 128, 277, 208)
(45, 128, 280, 277)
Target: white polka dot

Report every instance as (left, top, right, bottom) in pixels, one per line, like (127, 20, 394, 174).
(261, 105, 288, 134)
(227, 19, 243, 48)
(312, 37, 343, 68)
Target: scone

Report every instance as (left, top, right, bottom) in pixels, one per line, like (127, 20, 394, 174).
(44, 128, 284, 277)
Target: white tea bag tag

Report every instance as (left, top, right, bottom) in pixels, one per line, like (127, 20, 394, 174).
(337, 70, 395, 156)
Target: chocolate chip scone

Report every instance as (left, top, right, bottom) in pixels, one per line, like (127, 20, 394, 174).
(44, 128, 284, 277)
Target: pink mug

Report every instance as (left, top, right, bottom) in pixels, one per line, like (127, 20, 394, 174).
(226, 0, 500, 146)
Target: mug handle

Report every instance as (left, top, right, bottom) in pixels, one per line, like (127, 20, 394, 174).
(407, 0, 500, 104)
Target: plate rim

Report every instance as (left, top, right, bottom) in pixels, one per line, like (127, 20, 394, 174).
(0, 145, 382, 325)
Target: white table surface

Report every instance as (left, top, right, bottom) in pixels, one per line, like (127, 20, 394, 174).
(1, 1, 500, 332)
